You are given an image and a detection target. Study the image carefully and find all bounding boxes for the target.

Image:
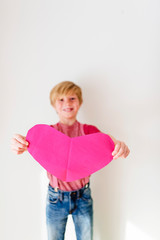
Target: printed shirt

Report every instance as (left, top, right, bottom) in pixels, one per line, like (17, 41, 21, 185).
(47, 120, 100, 191)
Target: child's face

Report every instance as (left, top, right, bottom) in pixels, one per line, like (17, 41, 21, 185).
(53, 93, 82, 123)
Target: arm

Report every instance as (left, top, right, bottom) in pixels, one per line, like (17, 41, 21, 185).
(108, 134, 130, 160)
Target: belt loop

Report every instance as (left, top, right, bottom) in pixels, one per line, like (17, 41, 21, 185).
(85, 183, 89, 188)
(59, 191, 64, 202)
(79, 189, 82, 198)
(59, 190, 62, 201)
(77, 190, 80, 198)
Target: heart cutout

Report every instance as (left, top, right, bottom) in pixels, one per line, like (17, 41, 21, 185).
(26, 124, 115, 181)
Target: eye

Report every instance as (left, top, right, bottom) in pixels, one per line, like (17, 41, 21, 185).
(59, 98, 64, 101)
(70, 97, 75, 100)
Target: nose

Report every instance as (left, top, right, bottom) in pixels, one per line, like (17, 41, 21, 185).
(64, 98, 71, 105)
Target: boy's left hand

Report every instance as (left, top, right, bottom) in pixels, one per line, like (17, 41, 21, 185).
(112, 140, 130, 160)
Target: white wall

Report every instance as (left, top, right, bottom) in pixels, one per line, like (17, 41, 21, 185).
(1, 0, 160, 239)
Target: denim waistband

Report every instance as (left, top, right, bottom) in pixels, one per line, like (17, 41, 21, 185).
(48, 182, 90, 199)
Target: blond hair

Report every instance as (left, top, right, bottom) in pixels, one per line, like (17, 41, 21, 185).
(50, 81, 83, 106)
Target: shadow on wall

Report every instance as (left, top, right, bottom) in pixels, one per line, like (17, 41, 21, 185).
(82, 77, 127, 239)
(92, 163, 126, 240)
(82, 78, 158, 240)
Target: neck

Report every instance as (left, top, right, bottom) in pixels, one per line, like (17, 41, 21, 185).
(59, 118, 77, 126)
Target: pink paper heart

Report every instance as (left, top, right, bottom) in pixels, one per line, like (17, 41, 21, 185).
(26, 124, 115, 181)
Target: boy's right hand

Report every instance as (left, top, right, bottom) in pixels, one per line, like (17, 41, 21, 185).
(11, 134, 29, 154)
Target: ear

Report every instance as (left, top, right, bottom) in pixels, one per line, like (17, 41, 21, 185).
(79, 100, 83, 107)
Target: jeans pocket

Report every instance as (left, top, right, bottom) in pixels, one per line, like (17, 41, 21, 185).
(47, 191, 59, 204)
(81, 188, 92, 202)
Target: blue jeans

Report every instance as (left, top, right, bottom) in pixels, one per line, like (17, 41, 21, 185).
(46, 183, 93, 240)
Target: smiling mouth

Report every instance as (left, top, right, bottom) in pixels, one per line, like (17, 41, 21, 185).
(63, 108, 73, 112)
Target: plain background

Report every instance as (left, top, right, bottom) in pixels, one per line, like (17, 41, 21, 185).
(0, 0, 160, 239)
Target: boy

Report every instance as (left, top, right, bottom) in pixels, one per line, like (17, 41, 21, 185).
(11, 81, 130, 240)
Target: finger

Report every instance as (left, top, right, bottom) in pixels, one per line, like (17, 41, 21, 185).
(121, 145, 128, 158)
(11, 138, 27, 149)
(113, 142, 125, 159)
(11, 148, 26, 154)
(11, 145, 28, 152)
(114, 147, 130, 160)
(113, 148, 124, 159)
(12, 135, 29, 147)
(124, 147, 130, 158)
(114, 144, 130, 159)
(13, 134, 29, 146)
(121, 145, 130, 158)
(112, 141, 121, 156)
